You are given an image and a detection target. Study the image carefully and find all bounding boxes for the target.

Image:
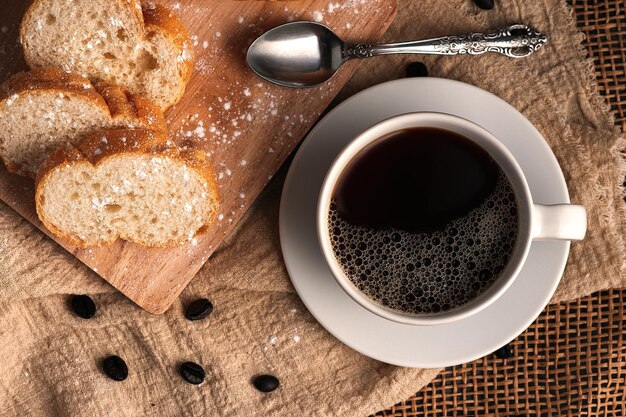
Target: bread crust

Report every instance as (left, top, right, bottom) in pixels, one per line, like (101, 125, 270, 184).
(35, 128, 219, 248)
(20, 0, 192, 110)
(0, 68, 167, 176)
(93, 80, 167, 133)
(0, 67, 107, 105)
(142, 3, 194, 105)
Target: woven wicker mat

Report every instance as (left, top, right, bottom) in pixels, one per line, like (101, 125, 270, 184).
(375, 1, 626, 416)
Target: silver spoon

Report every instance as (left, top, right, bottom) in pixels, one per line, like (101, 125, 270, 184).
(247, 22, 547, 88)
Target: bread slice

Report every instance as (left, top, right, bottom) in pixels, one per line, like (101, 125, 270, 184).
(0, 68, 167, 177)
(35, 128, 219, 247)
(20, 0, 193, 110)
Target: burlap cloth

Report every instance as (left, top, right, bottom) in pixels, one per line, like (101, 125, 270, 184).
(0, 0, 624, 416)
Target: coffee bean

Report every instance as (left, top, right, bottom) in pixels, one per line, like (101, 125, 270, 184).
(493, 343, 512, 359)
(70, 294, 96, 319)
(102, 355, 128, 381)
(406, 62, 428, 78)
(179, 361, 205, 384)
(252, 374, 280, 392)
(473, 0, 494, 10)
(510, 27, 528, 37)
(185, 298, 213, 321)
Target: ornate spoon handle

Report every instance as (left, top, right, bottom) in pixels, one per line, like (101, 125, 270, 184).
(343, 24, 547, 60)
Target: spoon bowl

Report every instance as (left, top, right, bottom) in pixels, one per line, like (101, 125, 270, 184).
(247, 22, 344, 88)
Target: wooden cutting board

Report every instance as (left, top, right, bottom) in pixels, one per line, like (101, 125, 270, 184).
(0, 0, 397, 313)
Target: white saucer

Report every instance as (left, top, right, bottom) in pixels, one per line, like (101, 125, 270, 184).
(279, 78, 571, 368)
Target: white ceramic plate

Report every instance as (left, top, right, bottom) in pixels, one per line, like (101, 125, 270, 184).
(279, 78, 571, 368)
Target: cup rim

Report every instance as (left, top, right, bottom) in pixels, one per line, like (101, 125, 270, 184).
(316, 111, 534, 326)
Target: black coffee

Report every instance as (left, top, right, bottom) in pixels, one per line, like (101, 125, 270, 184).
(329, 127, 519, 315)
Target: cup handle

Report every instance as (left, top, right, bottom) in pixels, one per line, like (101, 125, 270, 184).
(531, 204, 587, 241)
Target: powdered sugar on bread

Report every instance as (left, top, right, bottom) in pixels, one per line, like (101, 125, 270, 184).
(20, 0, 193, 110)
(36, 128, 219, 247)
(0, 68, 166, 177)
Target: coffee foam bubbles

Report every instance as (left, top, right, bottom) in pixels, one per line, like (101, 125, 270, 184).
(328, 170, 519, 315)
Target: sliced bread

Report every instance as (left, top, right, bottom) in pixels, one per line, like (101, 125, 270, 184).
(20, 0, 193, 110)
(0, 68, 167, 177)
(36, 128, 219, 248)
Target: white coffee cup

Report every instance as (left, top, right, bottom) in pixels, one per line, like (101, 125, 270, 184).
(317, 112, 586, 326)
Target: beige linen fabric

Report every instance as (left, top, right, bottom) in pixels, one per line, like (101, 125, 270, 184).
(0, 0, 623, 416)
